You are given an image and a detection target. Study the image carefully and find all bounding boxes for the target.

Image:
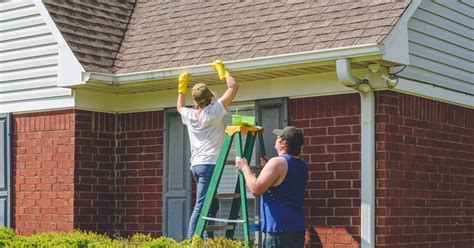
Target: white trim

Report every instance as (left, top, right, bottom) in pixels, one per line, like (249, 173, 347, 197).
(381, 0, 422, 64)
(32, 0, 85, 86)
(0, 96, 74, 114)
(75, 70, 359, 113)
(394, 77, 474, 108)
(81, 44, 382, 86)
(360, 91, 376, 248)
(336, 59, 376, 248)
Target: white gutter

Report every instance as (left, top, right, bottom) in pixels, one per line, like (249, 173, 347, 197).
(79, 44, 382, 86)
(336, 59, 376, 248)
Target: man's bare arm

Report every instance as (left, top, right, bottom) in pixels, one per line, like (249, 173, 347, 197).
(235, 157, 283, 197)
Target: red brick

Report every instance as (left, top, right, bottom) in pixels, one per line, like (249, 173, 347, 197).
(376, 91, 473, 246)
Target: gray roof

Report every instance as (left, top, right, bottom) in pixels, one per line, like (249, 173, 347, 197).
(43, 0, 411, 74)
(43, 0, 135, 73)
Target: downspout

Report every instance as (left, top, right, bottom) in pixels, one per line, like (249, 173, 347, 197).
(336, 59, 375, 248)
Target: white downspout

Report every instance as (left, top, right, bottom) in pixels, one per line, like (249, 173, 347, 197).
(336, 59, 375, 248)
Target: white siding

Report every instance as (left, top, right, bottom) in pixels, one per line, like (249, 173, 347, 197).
(0, 0, 73, 113)
(401, 0, 474, 94)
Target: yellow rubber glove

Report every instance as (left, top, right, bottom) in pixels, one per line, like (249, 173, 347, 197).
(178, 72, 189, 94)
(211, 59, 230, 80)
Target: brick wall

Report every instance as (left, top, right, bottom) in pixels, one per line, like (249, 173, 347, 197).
(115, 111, 164, 237)
(74, 111, 116, 234)
(290, 93, 362, 247)
(13, 110, 164, 238)
(376, 91, 474, 247)
(13, 110, 75, 235)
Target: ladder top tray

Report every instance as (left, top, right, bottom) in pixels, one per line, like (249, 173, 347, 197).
(225, 126, 263, 135)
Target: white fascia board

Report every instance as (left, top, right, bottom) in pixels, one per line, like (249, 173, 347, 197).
(381, 0, 422, 65)
(81, 44, 382, 86)
(0, 96, 75, 114)
(33, 0, 85, 87)
(394, 77, 474, 108)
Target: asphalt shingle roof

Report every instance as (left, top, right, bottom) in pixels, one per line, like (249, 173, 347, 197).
(43, 0, 411, 74)
(43, 0, 135, 73)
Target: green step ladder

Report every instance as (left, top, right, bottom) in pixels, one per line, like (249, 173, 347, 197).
(194, 126, 266, 247)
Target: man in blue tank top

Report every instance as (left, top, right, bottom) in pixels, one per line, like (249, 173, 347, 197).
(235, 126, 308, 248)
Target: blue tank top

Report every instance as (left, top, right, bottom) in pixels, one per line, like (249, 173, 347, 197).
(260, 154, 308, 233)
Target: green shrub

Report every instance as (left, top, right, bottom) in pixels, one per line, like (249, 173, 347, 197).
(0, 228, 246, 247)
(191, 236, 244, 248)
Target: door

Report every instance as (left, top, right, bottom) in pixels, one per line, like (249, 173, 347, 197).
(256, 98, 288, 158)
(163, 108, 191, 240)
(0, 113, 11, 227)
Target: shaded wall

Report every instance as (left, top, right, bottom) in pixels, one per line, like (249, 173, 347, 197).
(290, 93, 362, 247)
(376, 91, 473, 247)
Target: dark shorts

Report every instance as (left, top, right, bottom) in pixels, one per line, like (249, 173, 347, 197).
(263, 231, 305, 248)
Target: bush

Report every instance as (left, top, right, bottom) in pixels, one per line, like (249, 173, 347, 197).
(0, 227, 245, 247)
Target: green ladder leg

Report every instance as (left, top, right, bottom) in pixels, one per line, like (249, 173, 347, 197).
(194, 133, 234, 237)
(226, 131, 256, 244)
(194, 126, 266, 248)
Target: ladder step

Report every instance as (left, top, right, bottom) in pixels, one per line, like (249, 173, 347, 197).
(205, 225, 234, 231)
(215, 193, 240, 199)
(202, 217, 245, 223)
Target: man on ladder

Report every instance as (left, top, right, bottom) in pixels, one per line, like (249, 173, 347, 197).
(176, 60, 239, 240)
(236, 126, 308, 248)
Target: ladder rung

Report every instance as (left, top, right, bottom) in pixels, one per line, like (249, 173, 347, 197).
(225, 160, 234, 165)
(202, 217, 245, 223)
(215, 193, 240, 199)
(205, 225, 235, 231)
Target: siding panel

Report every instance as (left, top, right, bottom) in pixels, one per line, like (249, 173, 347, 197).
(412, 9, 471, 37)
(0, 24, 50, 42)
(0, 1, 32, 11)
(0, 35, 56, 51)
(0, 15, 44, 32)
(408, 30, 469, 60)
(398, 66, 472, 94)
(0, 0, 73, 113)
(0, 76, 57, 93)
(409, 19, 471, 49)
(435, 0, 472, 17)
(403, 1, 474, 94)
(0, 55, 57, 73)
(0, 4, 37, 21)
(0, 44, 57, 62)
(418, 0, 471, 25)
(409, 43, 470, 70)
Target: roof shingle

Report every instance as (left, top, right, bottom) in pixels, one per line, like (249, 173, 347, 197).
(44, 0, 411, 74)
(43, 0, 135, 73)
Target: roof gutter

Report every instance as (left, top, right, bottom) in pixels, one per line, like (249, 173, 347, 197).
(80, 44, 382, 85)
(336, 58, 376, 248)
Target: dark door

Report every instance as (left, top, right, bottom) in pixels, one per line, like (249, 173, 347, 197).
(163, 108, 191, 241)
(0, 113, 11, 227)
(256, 98, 288, 158)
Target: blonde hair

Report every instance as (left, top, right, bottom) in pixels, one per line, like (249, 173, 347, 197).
(191, 83, 215, 108)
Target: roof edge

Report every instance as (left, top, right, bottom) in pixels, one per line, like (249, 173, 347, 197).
(75, 43, 382, 86)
